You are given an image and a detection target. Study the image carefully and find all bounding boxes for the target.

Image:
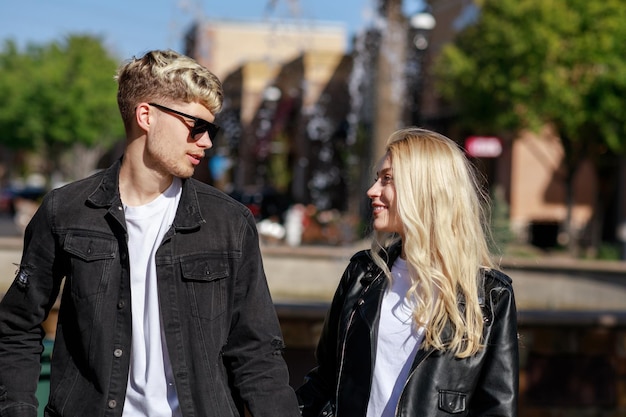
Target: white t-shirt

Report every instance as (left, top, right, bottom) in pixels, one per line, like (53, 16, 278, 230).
(122, 178, 182, 417)
(366, 258, 427, 417)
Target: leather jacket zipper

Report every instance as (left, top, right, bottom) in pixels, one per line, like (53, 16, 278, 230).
(335, 305, 357, 417)
(335, 270, 383, 417)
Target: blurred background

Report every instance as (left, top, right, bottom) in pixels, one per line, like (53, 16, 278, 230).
(2, 0, 626, 415)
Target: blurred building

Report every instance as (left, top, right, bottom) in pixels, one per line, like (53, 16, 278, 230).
(181, 4, 605, 252)
(183, 19, 355, 220)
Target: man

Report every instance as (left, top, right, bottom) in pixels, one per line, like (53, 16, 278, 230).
(0, 49, 301, 417)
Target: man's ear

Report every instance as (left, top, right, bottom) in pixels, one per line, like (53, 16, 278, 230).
(135, 102, 151, 133)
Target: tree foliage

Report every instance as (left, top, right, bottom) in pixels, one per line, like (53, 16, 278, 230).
(434, 0, 626, 252)
(0, 35, 123, 179)
(435, 0, 626, 152)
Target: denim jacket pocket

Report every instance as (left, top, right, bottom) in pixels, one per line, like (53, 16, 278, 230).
(64, 233, 117, 262)
(63, 233, 117, 299)
(438, 390, 466, 414)
(180, 255, 229, 320)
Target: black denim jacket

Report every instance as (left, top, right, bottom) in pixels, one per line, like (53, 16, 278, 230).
(0, 160, 300, 417)
(296, 247, 519, 417)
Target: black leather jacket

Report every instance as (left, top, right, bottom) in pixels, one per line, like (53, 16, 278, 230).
(296, 247, 519, 417)
(0, 160, 300, 417)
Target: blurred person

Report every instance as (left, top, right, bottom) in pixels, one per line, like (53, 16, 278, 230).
(0, 49, 300, 417)
(296, 127, 519, 416)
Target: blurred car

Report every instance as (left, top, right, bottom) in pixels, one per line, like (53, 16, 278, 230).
(0, 188, 15, 215)
(0, 185, 46, 216)
(229, 187, 291, 222)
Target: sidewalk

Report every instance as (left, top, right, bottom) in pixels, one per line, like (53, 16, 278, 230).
(2, 235, 626, 313)
(261, 242, 626, 313)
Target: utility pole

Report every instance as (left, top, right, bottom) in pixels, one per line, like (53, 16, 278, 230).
(372, 0, 408, 165)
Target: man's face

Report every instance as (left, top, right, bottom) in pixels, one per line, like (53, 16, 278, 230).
(146, 101, 216, 178)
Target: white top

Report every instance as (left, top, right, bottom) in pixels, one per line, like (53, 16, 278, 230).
(122, 177, 182, 417)
(366, 258, 427, 417)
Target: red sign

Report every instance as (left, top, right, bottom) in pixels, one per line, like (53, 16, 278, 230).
(465, 136, 502, 158)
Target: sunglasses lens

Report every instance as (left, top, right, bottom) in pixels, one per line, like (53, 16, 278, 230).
(191, 121, 219, 141)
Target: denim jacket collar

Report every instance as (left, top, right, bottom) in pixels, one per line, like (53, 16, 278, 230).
(86, 159, 122, 208)
(86, 157, 205, 231)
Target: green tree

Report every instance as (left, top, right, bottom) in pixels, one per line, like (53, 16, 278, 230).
(434, 0, 626, 254)
(0, 35, 123, 181)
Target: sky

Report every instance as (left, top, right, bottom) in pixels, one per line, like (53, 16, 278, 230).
(1, 0, 426, 61)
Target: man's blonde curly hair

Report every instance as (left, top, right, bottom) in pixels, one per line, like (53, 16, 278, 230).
(115, 49, 223, 132)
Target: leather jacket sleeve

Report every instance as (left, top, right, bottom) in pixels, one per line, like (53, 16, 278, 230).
(296, 255, 362, 417)
(467, 270, 519, 416)
(297, 250, 375, 417)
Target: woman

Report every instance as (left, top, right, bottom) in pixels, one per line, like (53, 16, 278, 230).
(296, 128, 518, 417)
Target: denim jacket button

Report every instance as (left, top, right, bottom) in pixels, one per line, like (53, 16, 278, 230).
(117, 300, 126, 309)
(108, 399, 117, 408)
(113, 349, 123, 358)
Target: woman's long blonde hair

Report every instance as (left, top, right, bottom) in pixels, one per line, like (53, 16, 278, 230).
(370, 128, 495, 358)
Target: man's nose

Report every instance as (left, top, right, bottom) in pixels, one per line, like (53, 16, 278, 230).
(196, 132, 213, 148)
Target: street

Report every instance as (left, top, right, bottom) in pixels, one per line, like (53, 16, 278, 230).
(0, 215, 20, 237)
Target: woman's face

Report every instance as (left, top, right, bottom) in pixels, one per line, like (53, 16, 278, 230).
(367, 154, 403, 236)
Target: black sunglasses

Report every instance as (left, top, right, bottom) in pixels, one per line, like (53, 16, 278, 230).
(148, 103, 220, 141)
